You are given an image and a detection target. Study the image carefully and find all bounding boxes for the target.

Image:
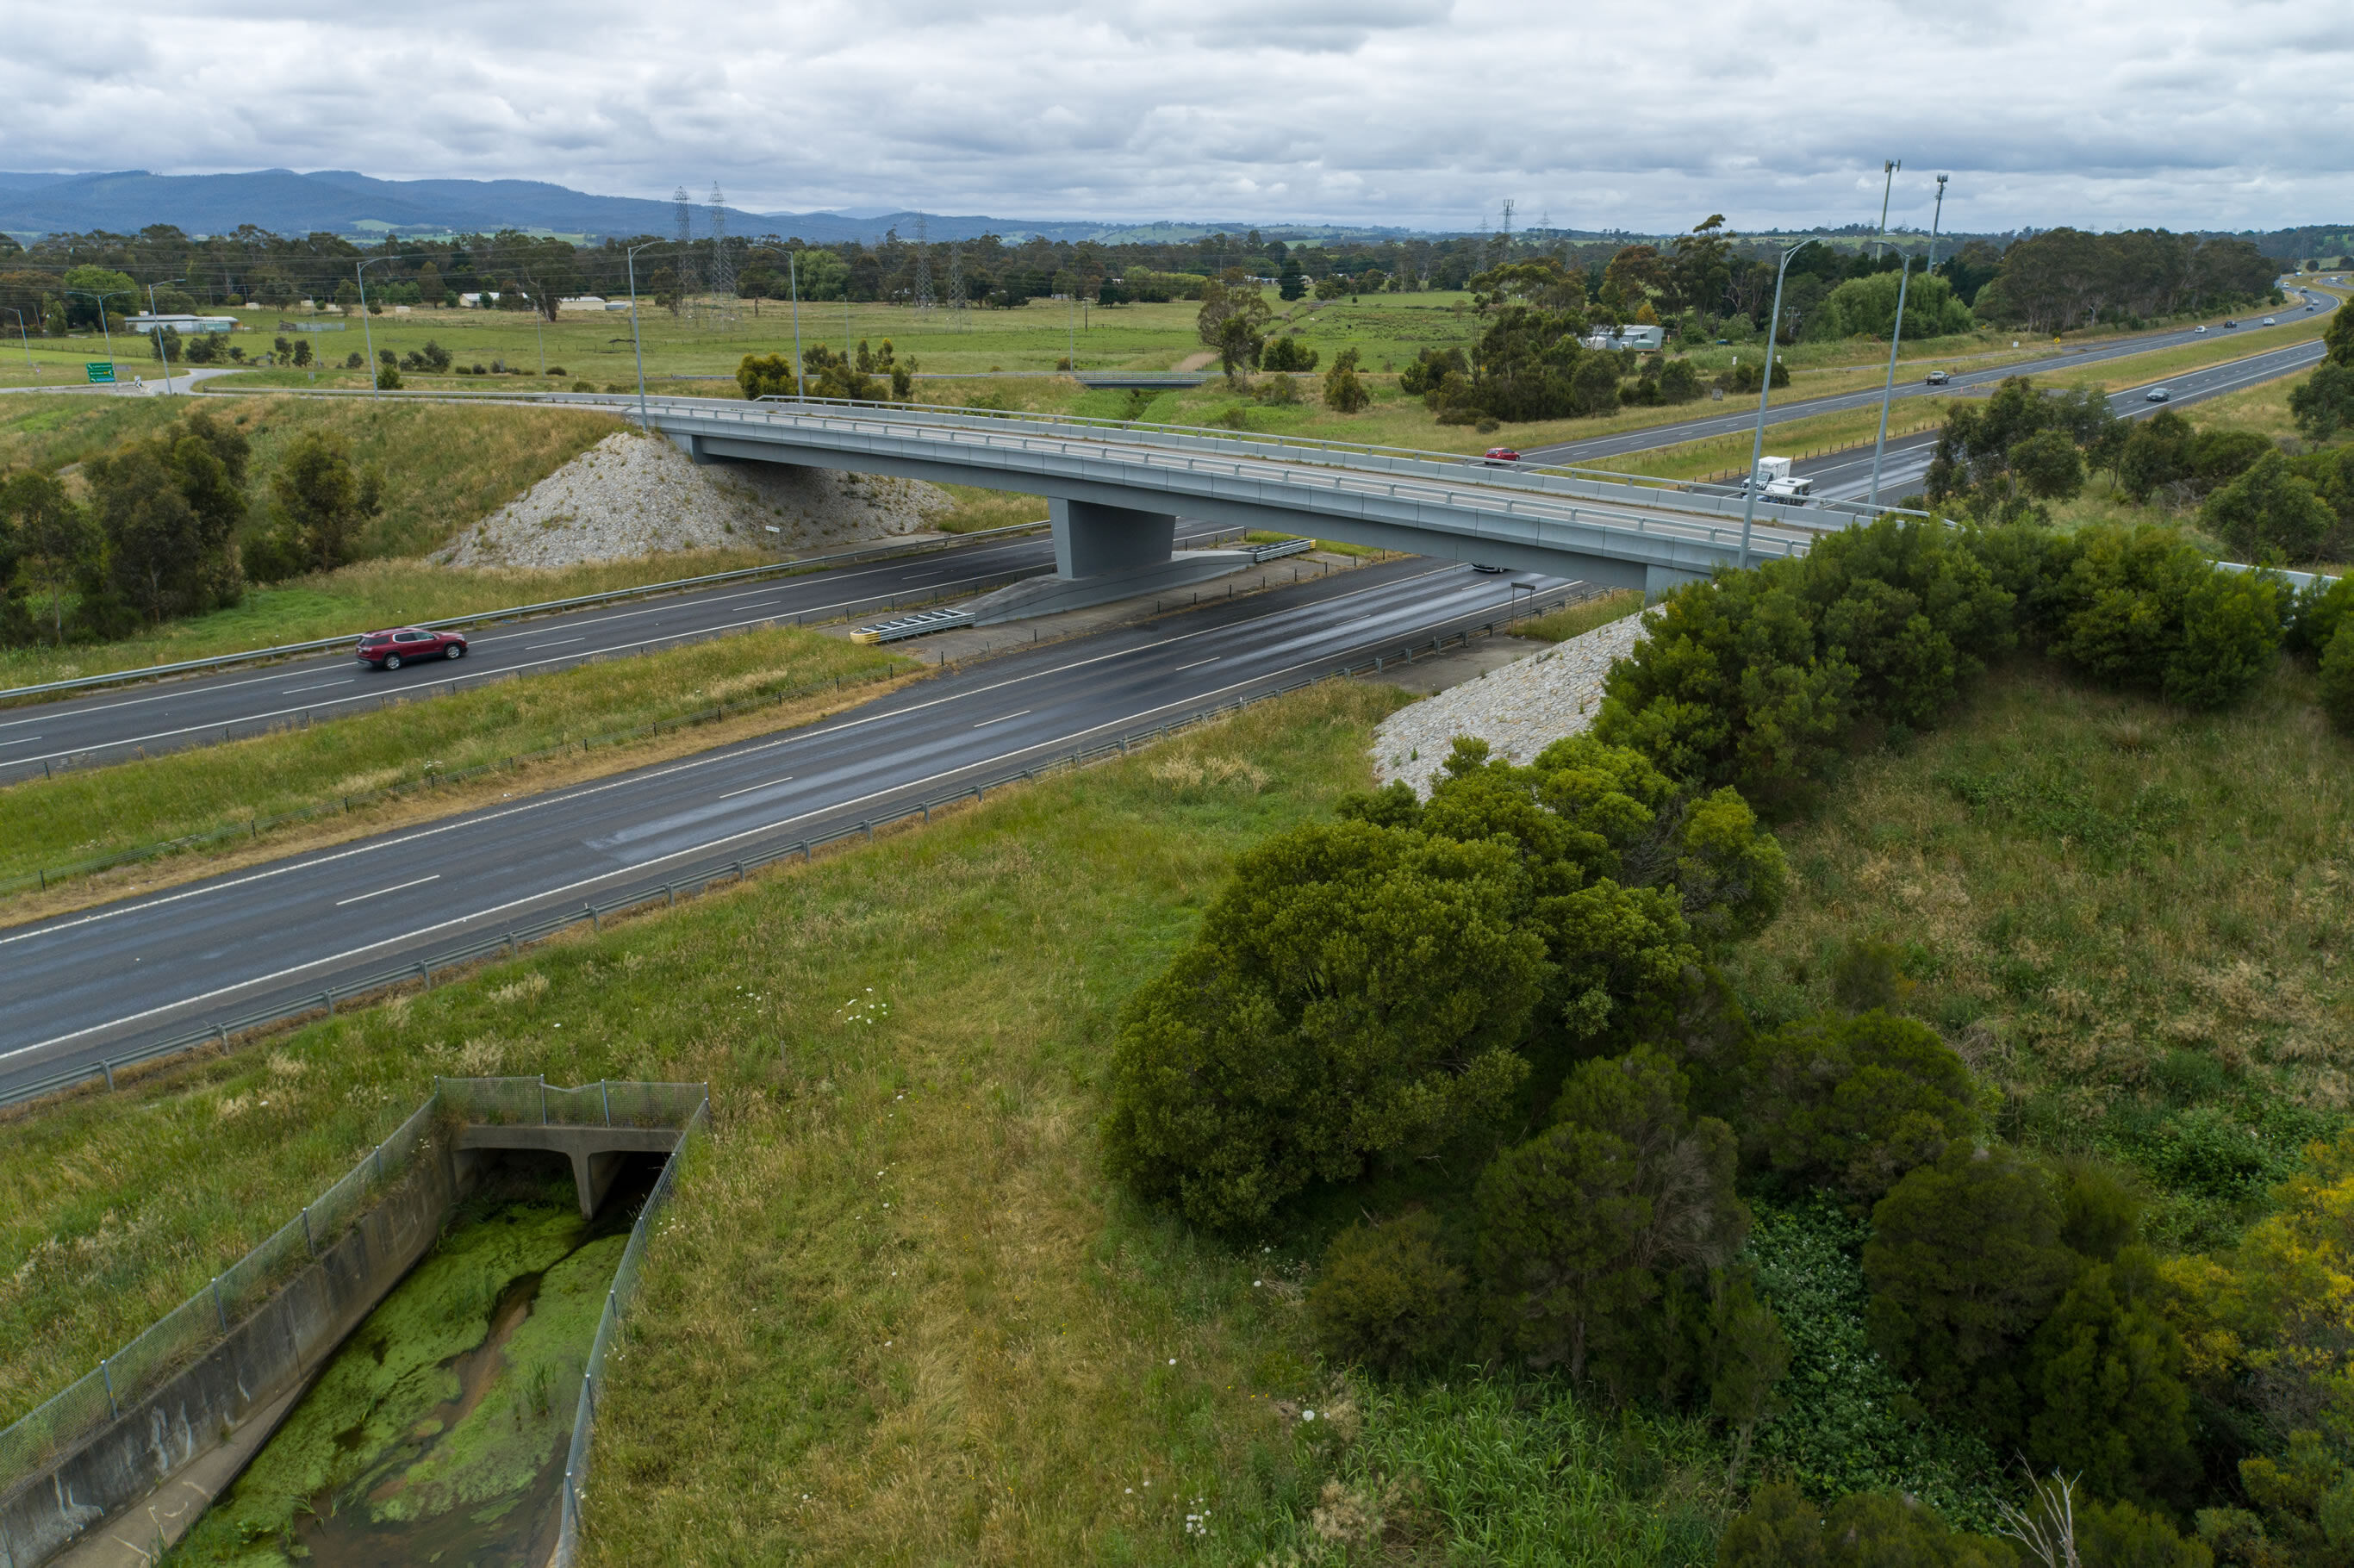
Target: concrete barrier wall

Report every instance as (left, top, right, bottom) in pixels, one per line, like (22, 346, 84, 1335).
(0, 1143, 463, 1568)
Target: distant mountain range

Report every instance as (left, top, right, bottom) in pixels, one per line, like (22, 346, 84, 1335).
(0, 168, 1430, 246)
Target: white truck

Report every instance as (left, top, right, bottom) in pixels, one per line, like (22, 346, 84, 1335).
(1741, 456, 1814, 503)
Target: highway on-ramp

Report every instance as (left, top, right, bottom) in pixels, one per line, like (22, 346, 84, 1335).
(0, 557, 1580, 1099)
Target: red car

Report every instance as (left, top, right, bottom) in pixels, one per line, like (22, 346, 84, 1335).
(1482, 446, 1523, 465)
(357, 626, 467, 669)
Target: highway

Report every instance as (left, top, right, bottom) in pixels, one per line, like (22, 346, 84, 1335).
(0, 557, 1580, 1099)
(1795, 315, 2339, 503)
(0, 524, 1193, 784)
(1518, 286, 2340, 467)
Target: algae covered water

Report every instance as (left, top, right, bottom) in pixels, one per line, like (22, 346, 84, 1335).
(169, 1178, 642, 1568)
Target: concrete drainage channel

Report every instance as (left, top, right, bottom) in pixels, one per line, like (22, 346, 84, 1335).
(0, 1076, 708, 1568)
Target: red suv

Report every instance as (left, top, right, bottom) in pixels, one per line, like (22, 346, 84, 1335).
(357, 626, 467, 669)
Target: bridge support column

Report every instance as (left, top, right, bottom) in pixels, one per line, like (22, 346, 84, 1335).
(967, 498, 1255, 625)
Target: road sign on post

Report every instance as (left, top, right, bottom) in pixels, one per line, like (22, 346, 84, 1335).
(85, 362, 115, 384)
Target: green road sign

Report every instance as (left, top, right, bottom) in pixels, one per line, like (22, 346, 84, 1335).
(85, 363, 115, 384)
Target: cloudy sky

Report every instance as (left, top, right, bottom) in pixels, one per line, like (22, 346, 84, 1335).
(6, 0, 2349, 231)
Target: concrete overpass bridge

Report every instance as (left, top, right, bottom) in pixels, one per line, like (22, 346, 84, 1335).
(630, 395, 1884, 620)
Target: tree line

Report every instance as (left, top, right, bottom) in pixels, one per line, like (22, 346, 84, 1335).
(0, 411, 382, 645)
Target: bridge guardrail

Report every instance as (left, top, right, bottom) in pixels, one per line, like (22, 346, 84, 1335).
(1, 576, 1613, 1114)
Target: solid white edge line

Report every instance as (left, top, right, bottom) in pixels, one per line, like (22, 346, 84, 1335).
(333, 874, 441, 907)
(3, 568, 1532, 1061)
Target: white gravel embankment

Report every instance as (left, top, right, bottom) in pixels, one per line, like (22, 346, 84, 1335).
(1372, 613, 1647, 797)
(434, 430, 958, 568)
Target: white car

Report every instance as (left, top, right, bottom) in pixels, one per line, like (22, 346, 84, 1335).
(2263, 316, 2277, 326)
(2192, 325, 2208, 334)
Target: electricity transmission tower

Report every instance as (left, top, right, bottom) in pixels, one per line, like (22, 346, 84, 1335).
(671, 186, 697, 317)
(947, 241, 967, 329)
(912, 215, 935, 310)
(707, 183, 733, 310)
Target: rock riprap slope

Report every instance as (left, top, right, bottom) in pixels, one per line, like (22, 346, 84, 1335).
(1372, 613, 1647, 797)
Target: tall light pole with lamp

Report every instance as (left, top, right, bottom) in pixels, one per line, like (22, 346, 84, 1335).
(145, 278, 187, 394)
(788, 251, 806, 400)
(3, 307, 34, 380)
(1736, 238, 1818, 570)
(65, 288, 134, 381)
(1873, 159, 1901, 261)
(1866, 257, 1915, 510)
(625, 240, 663, 431)
(354, 254, 404, 400)
(1925, 175, 1950, 273)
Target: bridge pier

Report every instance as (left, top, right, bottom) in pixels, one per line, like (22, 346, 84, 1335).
(966, 498, 1255, 625)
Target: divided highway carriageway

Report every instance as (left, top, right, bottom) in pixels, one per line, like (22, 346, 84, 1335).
(0, 556, 1589, 1102)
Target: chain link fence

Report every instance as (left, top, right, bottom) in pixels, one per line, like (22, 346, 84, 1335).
(553, 1095, 708, 1566)
(0, 1095, 439, 1493)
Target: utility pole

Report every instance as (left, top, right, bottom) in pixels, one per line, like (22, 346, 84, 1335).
(65, 288, 134, 380)
(1926, 175, 1950, 273)
(1867, 258, 1915, 510)
(354, 257, 397, 399)
(1875, 159, 1902, 260)
(788, 251, 806, 400)
(3, 307, 32, 379)
(626, 240, 660, 430)
(146, 278, 186, 394)
(1738, 239, 1818, 570)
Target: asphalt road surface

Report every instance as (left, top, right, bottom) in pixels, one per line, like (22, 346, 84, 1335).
(1796, 318, 2338, 504)
(0, 557, 1579, 1098)
(0, 525, 1209, 783)
(1519, 286, 2340, 468)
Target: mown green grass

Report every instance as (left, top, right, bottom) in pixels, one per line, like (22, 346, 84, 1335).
(1723, 656, 2354, 1251)
(0, 623, 908, 891)
(1517, 588, 1646, 643)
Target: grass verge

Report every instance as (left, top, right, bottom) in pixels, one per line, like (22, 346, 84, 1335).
(0, 625, 915, 922)
(1516, 588, 1647, 643)
(1722, 656, 2354, 1251)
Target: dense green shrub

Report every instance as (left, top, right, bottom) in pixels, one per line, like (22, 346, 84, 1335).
(2285, 572, 2354, 659)
(1927, 376, 2121, 522)
(1260, 334, 1318, 372)
(1863, 1143, 2077, 1435)
(1717, 1483, 2020, 1567)
(1746, 1011, 1979, 1205)
(1102, 820, 1545, 1229)
(1475, 1046, 1752, 1403)
(2034, 526, 2285, 709)
(1308, 1210, 1466, 1374)
(2024, 1246, 2198, 1508)
(2201, 451, 2337, 562)
(2323, 621, 2354, 737)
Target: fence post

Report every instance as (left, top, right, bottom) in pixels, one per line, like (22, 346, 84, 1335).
(602, 1081, 613, 1127)
(374, 1144, 385, 1185)
(540, 1077, 549, 1125)
(103, 1059, 115, 1092)
(213, 1277, 228, 1335)
(588, 902, 599, 932)
(322, 990, 334, 1018)
(301, 1206, 315, 1257)
(100, 1360, 118, 1421)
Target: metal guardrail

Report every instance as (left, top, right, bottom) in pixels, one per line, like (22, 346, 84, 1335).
(0, 520, 1051, 706)
(1, 576, 1608, 1112)
(1245, 537, 1317, 563)
(552, 1093, 709, 1565)
(851, 607, 975, 644)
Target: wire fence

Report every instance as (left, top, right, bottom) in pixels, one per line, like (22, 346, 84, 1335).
(1, 575, 1609, 1113)
(0, 1095, 440, 1495)
(552, 1096, 708, 1567)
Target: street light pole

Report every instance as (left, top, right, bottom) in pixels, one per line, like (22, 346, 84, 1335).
(146, 278, 186, 394)
(356, 256, 399, 400)
(1867, 257, 1915, 511)
(3, 308, 32, 380)
(788, 252, 806, 400)
(1737, 238, 1818, 570)
(626, 240, 660, 431)
(65, 289, 134, 383)
(1874, 159, 1902, 261)
(1926, 176, 1950, 274)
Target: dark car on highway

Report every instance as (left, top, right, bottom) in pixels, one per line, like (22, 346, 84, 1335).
(1924, 369, 1951, 385)
(357, 627, 468, 669)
